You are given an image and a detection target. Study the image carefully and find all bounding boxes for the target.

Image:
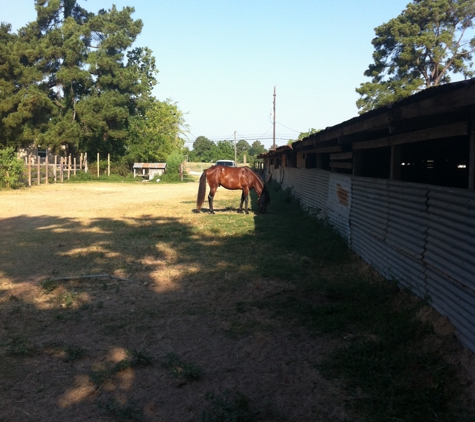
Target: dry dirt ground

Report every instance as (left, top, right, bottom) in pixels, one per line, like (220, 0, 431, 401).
(0, 182, 474, 421)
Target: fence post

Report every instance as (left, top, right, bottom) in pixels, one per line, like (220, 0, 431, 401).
(37, 156, 40, 185)
(28, 154, 32, 187)
(97, 152, 100, 177)
(74, 156, 77, 176)
(60, 157, 64, 182)
(180, 163, 183, 181)
(45, 153, 49, 184)
(68, 154, 71, 180)
(80, 153, 83, 172)
(84, 152, 88, 173)
(54, 155, 57, 183)
(108, 153, 110, 177)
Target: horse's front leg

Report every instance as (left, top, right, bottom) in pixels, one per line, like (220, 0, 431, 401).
(238, 191, 246, 213)
(240, 187, 249, 214)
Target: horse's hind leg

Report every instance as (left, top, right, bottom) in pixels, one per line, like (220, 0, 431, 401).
(208, 188, 216, 214)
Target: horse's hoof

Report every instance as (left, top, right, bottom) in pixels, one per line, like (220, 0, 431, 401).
(245, 211, 249, 215)
(209, 211, 215, 214)
(237, 210, 243, 214)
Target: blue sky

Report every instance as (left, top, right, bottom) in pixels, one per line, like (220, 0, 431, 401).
(3, 0, 412, 149)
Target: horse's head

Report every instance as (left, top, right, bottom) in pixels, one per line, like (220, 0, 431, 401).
(258, 185, 270, 214)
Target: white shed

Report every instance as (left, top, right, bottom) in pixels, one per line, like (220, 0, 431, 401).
(133, 163, 167, 180)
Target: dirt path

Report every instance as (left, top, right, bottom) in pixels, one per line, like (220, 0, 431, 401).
(0, 183, 346, 421)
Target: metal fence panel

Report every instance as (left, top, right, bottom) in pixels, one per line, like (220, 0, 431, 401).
(281, 168, 329, 216)
(351, 177, 389, 240)
(425, 266, 475, 352)
(387, 181, 429, 259)
(326, 173, 352, 241)
(425, 187, 475, 291)
(274, 169, 475, 354)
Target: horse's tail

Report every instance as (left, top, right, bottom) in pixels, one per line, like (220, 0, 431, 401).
(196, 170, 207, 211)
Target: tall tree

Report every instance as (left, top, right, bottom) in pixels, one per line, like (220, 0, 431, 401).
(0, 22, 54, 148)
(248, 140, 266, 157)
(214, 140, 234, 161)
(236, 139, 250, 160)
(356, 0, 475, 113)
(192, 136, 214, 162)
(125, 98, 186, 164)
(0, 0, 158, 157)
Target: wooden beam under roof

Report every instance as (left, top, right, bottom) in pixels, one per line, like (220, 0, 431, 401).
(352, 121, 467, 150)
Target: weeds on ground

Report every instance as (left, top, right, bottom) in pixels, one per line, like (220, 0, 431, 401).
(98, 398, 143, 421)
(162, 352, 203, 381)
(201, 391, 254, 422)
(240, 182, 475, 422)
(89, 349, 153, 386)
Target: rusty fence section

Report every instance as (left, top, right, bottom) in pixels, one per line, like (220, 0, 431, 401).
(276, 167, 475, 354)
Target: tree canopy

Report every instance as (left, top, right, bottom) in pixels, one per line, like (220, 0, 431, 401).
(0, 0, 185, 163)
(189, 137, 266, 163)
(356, 0, 475, 113)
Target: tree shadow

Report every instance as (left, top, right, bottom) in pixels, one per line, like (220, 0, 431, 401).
(0, 185, 346, 421)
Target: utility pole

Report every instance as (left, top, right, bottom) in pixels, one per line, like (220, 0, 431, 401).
(234, 130, 237, 163)
(272, 86, 276, 150)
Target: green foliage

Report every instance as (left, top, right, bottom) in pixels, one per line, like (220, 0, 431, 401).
(99, 398, 143, 421)
(0, 1, 183, 162)
(0, 147, 25, 188)
(356, 0, 475, 113)
(236, 139, 250, 162)
(248, 140, 266, 157)
(162, 352, 203, 381)
(158, 151, 184, 182)
(201, 391, 254, 422)
(192, 136, 215, 162)
(125, 99, 186, 165)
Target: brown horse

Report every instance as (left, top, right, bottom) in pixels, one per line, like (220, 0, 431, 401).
(196, 166, 270, 214)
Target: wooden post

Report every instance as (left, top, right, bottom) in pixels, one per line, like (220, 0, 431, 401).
(180, 163, 183, 181)
(84, 152, 88, 173)
(60, 157, 64, 182)
(108, 153, 110, 176)
(28, 154, 32, 187)
(97, 152, 100, 177)
(74, 156, 77, 176)
(45, 153, 49, 184)
(390, 145, 402, 181)
(54, 155, 57, 183)
(37, 156, 40, 185)
(469, 108, 475, 190)
(67, 154, 71, 179)
(80, 153, 83, 172)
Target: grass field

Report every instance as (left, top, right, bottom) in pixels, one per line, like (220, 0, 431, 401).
(1, 181, 474, 421)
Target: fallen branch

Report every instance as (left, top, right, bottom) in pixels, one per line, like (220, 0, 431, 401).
(48, 274, 133, 282)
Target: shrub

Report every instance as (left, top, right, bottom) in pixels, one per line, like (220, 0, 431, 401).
(0, 147, 25, 188)
(160, 151, 184, 183)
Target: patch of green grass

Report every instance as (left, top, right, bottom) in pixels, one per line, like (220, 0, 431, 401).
(201, 390, 254, 422)
(5, 337, 39, 357)
(162, 352, 203, 382)
(99, 398, 143, 421)
(63, 345, 85, 362)
(40, 279, 59, 294)
(248, 261, 473, 421)
(89, 349, 153, 386)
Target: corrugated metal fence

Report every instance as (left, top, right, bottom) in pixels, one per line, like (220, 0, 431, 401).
(277, 167, 475, 353)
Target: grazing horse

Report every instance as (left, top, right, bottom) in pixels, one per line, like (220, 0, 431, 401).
(196, 166, 270, 214)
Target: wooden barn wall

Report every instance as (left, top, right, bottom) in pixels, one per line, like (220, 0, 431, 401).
(274, 167, 475, 353)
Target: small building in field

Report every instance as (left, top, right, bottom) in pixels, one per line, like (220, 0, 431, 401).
(133, 163, 167, 180)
